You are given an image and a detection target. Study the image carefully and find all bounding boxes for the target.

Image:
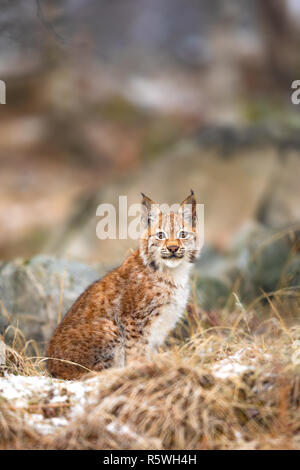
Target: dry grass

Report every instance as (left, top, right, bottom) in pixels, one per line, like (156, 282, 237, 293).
(1, 311, 300, 449)
(0, 259, 300, 450)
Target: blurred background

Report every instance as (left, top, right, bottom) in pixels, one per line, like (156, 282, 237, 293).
(0, 0, 300, 347)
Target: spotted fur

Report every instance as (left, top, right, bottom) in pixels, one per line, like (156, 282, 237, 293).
(47, 191, 201, 380)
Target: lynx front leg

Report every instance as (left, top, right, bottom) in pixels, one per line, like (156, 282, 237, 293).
(112, 343, 126, 367)
(124, 323, 150, 364)
(125, 340, 150, 364)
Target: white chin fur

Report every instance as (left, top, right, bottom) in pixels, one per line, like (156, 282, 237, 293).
(161, 257, 184, 269)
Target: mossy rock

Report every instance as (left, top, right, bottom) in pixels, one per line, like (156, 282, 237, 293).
(195, 276, 230, 312)
(231, 223, 292, 303)
(246, 238, 290, 292)
(281, 255, 300, 288)
(0, 256, 103, 351)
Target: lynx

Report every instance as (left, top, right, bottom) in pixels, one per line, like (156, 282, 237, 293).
(47, 191, 201, 380)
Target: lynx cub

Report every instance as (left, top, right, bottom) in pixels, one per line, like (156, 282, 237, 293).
(47, 191, 201, 379)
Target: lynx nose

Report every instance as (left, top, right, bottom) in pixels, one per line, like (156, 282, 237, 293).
(167, 245, 179, 253)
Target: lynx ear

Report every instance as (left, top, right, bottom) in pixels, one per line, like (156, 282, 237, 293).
(179, 189, 197, 228)
(141, 193, 161, 228)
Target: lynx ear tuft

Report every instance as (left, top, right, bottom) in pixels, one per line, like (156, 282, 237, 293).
(179, 191, 197, 228)
(140, 193, 160, 227)
(141, 193, 156, 211)
(180, 190, 196, 207)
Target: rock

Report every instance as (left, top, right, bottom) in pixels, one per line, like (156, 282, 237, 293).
(229, 221, 292, 302)
(192, 244, 238, 315)
(256, 152, 300, 229)
(171, 273, 229, 340)
(195, 276, 230, 312)
(195, 244, 238, 285)
(193, 222, 297, 316)
(282, 255, 300, 288)
(0, 256, 105, 351)
(193, 223, 298, 310)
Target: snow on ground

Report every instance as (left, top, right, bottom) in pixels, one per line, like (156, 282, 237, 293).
(212, 359, 250, 379)
(211, 347, 272, 379)
(0, 373, 100, 434)
(211, 348, 253, 379)
(0, 347, 271, 435)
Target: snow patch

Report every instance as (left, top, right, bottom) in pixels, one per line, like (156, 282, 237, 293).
(0, 373, 100, 434)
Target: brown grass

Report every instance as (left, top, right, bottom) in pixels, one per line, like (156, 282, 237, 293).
(1, 314, 300, 449)
(0, 259, 300, 450)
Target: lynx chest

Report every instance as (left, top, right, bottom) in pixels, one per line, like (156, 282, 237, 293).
(148, 280, 190, 350)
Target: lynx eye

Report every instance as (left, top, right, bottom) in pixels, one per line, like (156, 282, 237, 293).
(155, 231, 166, 240)
(178, 230, 189, 239)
